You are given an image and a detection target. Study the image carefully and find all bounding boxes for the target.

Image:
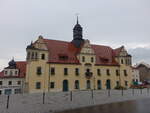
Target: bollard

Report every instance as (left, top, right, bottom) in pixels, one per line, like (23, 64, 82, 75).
(140, 88, 142, 95)
(91, 89, 94, 99)
(147, 87, 149, 94)
(43, 92, 45, 104)
(6, 95, 10, 109)
(70, 91, 73, 101)
(108, 89, 110, 97)
(121, 88, 124, 96)
(132, 88, 134, 96)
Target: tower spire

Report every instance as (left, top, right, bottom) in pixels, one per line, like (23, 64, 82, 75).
(76, 13, 79, 24)
(72, 14, 84, 48)
(77, 15, 79, 24)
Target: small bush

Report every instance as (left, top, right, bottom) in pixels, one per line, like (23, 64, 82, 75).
(114, 86, 127, 90)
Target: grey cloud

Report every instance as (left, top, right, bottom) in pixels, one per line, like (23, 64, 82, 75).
(129, 48, 150, 64)
(0, 0, 150, 68)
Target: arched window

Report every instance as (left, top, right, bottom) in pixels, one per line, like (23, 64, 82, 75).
(74, 80, 80, 89)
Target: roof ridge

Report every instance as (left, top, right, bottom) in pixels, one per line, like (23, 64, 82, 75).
(44, 38, 71, 43)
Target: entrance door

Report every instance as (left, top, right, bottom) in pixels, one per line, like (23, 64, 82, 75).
(106, 79, 111, 89)
(63, 80, 69, 91)
(97, 80, 101, 89)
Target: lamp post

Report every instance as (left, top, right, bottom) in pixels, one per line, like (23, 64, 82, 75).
(93, 76, 96, 90)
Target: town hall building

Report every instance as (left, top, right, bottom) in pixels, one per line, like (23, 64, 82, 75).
(24, 18, 132, 93)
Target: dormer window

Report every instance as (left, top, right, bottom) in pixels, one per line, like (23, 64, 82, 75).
(15, 71, 18, 75)
(10, 71, 13, 76)
(100, 57, 109, 63)
(59, 55, 68, 60)
(5, 71, 7, 75)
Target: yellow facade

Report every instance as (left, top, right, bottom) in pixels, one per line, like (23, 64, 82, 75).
(24, 37, 132, 93)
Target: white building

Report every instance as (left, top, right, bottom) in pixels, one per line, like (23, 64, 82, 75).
(0, 59, 26, 95)
(132, 67, 140, 84)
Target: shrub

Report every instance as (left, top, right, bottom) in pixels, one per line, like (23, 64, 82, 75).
(114, 86, 127, 90)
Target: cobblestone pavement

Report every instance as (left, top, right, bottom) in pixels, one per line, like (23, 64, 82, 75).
(0, 89, 150, 113)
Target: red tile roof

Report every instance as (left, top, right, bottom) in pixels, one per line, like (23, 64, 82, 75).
(43, 39, 119, 66)
(44, 39, 81, 64)
(0, 61, 26, 78)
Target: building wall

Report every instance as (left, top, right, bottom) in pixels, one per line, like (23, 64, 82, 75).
(25, 38, 133, 93)
(25, 62, 132, 93)
(0, 78, 24, 95)
(132, 68, 140, 83)
(136, 65, 150, 81)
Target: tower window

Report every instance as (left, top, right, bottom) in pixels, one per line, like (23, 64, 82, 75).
(82, 56, 85, 62)
(121, 59, 124, 64)
(41, 54, 45, 60)
(91, 57, 94, 62)
(35, 52, 38, 59)
(31, 52, 34, 59)
(27, 52, 30, 59)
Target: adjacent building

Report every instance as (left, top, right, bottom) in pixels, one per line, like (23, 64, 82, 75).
(0, 59, 26, 95)
(135, 62, 150, 82)
(131, 67, 140, 84)
(24, 19, 133, 93)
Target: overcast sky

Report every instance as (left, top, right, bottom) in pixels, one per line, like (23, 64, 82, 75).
(0, 0, 150, 70)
